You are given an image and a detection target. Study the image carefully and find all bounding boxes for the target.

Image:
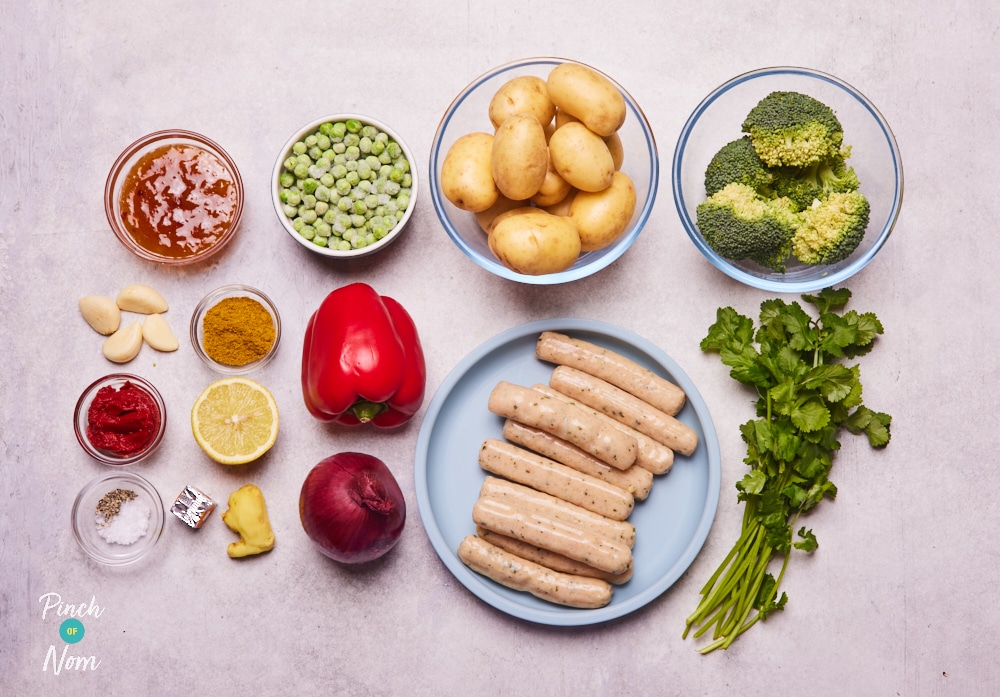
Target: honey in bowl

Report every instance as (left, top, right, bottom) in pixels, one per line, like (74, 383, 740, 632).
(106, 130, 244, 264)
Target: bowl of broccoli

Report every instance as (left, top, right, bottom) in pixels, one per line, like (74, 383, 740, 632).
(672, 67, 903, 292)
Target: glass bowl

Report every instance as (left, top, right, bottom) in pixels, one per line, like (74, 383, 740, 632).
(672, 66, 904, 292)
(74, 374, 167, 466)
(428, 56, 659, 285)
(271, 114, 418, 258)
(105, 129, 244, 265)
(72, 471, 165, 565)
(190, 284, 281, 375)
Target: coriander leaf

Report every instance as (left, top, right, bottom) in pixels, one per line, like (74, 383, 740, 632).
(701, 307, 755, 352)
(803, 287, 852, 315)
(846, 406, 892, 447)
(780, 303, 817, 351)
(818, 313, 859, 357)
(738, 469, 767, 495)
(804, 364, 857, 403)
(794, 526, 818, 552)
(790, 399, 831, 432)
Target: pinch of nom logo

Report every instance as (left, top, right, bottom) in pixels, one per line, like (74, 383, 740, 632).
(39, 592, 104, 675)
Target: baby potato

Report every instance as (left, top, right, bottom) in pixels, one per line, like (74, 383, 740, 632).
(441, 132, 499, 213)
(554, 108, 580, 129)
(568, 171, 637, 251)
(605, 131, 624, 170)
(542, 188, 578, 217)
(547, 63, 626, 137)
(488, 209, 582, 275)
(489, 76, 556, 130)
(530, 153, 573, 207)
(548, 122, 615, 193)
(491, 114, 548, 201)
(475, 194, 525, 234)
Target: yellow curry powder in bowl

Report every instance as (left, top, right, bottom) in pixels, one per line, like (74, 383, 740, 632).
(190, 285, 281, 374)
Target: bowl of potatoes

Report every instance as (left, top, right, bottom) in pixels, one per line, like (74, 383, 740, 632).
(429, 57, 659, 284)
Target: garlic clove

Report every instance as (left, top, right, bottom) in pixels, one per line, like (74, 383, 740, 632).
(78, 295, 121, 335)
(102, 321, 144, 363)
(116, 284, 168, 314)
(142, 313, 179, 352)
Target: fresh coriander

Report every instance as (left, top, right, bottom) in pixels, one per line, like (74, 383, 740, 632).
(683, 287, 891, 654)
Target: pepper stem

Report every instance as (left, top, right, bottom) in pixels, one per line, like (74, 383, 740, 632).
(350, 400, 387, 423)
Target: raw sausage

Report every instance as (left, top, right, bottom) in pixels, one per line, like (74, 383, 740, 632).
(550, 366, 699, 456)
(477, 527, 633, 585)
(479, 438, 635, 520)
(532, 383, 674, 475)
(536, 331, 686, 415)
(501, 419, 653, 500)
(487, 381, 637, 469)
(458, 535, 613, 609)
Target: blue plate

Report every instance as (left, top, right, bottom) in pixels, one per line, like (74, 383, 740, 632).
(414, 318, 721, 626)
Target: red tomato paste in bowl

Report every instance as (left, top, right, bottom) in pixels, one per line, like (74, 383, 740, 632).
(86, 381, 161, 456)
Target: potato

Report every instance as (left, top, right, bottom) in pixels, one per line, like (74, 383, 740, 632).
(530, 153, 573, 207)
(491, 114, 548, 201)
(489, 76, 556, 130)
(546, 63, 626, 137)
(568, 171, 637, 252)
(475, 194, 525, 234)
(548, 122, 614, 193)
(481, 205, 537, 236)
(488, 209, 582, 275)
(554, 108, 580, 129)
(604, 131, 624, 170)
(542, 188, 578, 217)
(440, 132, 499, 212)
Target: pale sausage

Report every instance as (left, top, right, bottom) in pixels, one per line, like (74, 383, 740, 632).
(477, 527, 633, 585)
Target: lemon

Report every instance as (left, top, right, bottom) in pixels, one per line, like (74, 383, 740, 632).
(191, 377, 279, 465)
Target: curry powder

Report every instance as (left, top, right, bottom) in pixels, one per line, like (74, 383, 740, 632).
(202, 296, 276, 366)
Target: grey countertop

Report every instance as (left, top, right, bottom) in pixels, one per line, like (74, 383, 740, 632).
(3, 2, 997, 695)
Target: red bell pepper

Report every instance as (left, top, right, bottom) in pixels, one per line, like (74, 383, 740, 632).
(301, 283, 426, 428)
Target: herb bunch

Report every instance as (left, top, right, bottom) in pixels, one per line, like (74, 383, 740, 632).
(683, 287, 891, 654)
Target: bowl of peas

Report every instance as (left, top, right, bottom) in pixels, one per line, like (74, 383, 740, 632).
(271, 114, 418, 258)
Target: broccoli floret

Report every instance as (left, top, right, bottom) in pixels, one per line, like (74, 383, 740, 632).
(704, 136, 775, 198)
(771, 153, 861, 211)
(741, 91, 844, 168)
(696, 182, 800, 272)
(792, 191, 870, 265)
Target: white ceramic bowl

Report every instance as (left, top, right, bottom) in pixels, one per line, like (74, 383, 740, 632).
(272, 114, 418, 258)
(673, 66, 903, 292)
(429, 57, 659, 285)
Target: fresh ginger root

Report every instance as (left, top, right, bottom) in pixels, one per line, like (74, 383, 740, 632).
(221, 484, 275, 558)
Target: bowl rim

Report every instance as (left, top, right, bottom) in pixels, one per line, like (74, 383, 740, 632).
(73, 373, 167, 466)
(104, 129, 244, 266)
(271, 113, 418, 259)
(189, 283, 282, 375)
(428, 56, 659, 285)
(71, 470, 165, 565)
(671, 65, 904, 293)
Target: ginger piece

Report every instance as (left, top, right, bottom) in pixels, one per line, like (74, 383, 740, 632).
(221, 484, 275, 558)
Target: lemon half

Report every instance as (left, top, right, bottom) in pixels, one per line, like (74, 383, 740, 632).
(191, 377, 279, 465)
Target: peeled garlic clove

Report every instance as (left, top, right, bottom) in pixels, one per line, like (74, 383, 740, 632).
(142, 313, 179, 352)
(78, 295, 121, 335)
(102, 321, 143, 363)
(116, 284, 168, 314)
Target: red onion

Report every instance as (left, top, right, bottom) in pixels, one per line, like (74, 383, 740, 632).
(299, 452, 406, 564)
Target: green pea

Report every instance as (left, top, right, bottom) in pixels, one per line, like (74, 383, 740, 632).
(386, 142, 402, 160)
(315, 201, 329, 216)
(319, 122, 334, 137)
(333, 142, 346, 155)
(389, 167, 404, 183)
(301, 209, 318, 224)
(345, 145, 361, 161)
(351, 213, 366, 228)
(308, 146, 323, 160)
(304, 134, 318, 148)
(336, 179, 351, 196)
(293, 163, 309, 179)
(371, 139, 385, 156)
(283, 156, 298, 171)
(292, 218, 305, 232)
(346, 119, 362, 133)
(279, 171, 295, 188)
(324, 209, 339, 224)
(332, 164, 348, 179)
(337, 196, 351, 211)
(302, 179, 318, 195)
(314, 220, 331, 237)
(402, 173, 412, 188)
(320, 173, 335, 187)
(346, 171, 360, 186)
(311, 235, 327, 247)
(283, 204, 297, 218)
(359, 136, 373, 154)
(344, 133, 360, 148)
(331, 122, 347, 139)
(316, 134, 331, 150)
(299, 224, 316, 240)
(292, 141, 307, 155)
(285, 190, 302, 206)
(357, 162, 372, 179)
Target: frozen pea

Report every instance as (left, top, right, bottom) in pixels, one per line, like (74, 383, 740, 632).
(366, 156, 382, 171)
(371, 139, 385, 156)
(293, 163, 310, 179)
(382, 214, 396, 229)
(331, 121, 347, 138)
(346, 171, 360, 186)
(352, 200, 367, 215)
(344, 133, 360, 148)
(357, 162, 372, 179)
(371, 223, 387, 239)
(301, 209, 318, 224)
(365, 232, 377, 245)
(389, 167, 404, 183)
(333, 142, 346, 155)
(283, 156, 298, 171)
(351, 236, 365, 249)
(312, 235, 327, 247)
(292, 218, 305, 232)
(331, 164, 348, 179)
(279, 171, 295, 188)
(378, 150, 392, 165)
(377, 193, 390, 206)
(402, 173, 412, 188)
(396, 193, 410, 210)
(386, 142, 402, 160)
(319, 122, 334, 137)
(337, 196, 351, 211)
(394, 157, 410, 174)
(314, 220, 331, 237)
(315, 185, 331, 202)
(336, 179, 352, 197)
(359, 136, 373, 154)
(304, 134, 318, 147)
(299, 224, 316, 240)
(358, 179, 372, 193)
(285, 190, 302, 206)
(360, 125, 377, 139)
(296, 153, 311, 166)
(315, 201, 329, 216)
(345, 160, 358, 172)
(345, 145, 360, 161)
(315, 157, 331, 172)
(378, 164, 393, 178)
(384, 181, 401, 196)
(346, 119, 362, 133)
(324, 209, 339, 224)
(308, 146, 323, 160)
(351, 214, 366, 228)
(316, 134, 331, 150)
(365, 194, 378, 209)
(282, 204, 297, 218)
(320, 173, 335, 187)
(292, 141, 307, 155)
(308, 165, 326, 179)
(302, 179, 318, 195)
(322, 148, 335, 161)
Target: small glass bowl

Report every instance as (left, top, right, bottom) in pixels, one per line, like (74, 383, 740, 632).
(190, 284, 281, 375)
(74, 374, 167, 466)
(271, 114, 418, 259)
(672, 66, 903, 292)
(72, 471, 165, 565)
(105, 129, 244, 265)
(428, 57, 659, 285)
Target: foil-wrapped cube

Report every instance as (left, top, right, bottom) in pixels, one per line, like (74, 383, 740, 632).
(170, 485, 217, 529)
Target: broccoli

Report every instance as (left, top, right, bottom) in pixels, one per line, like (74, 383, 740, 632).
(771, 152, 861, 211)
(695, 182, 800, 272)
(704, 136, 775, 198)
(792, 191, 871, 265)
(741, 91, 844, 168)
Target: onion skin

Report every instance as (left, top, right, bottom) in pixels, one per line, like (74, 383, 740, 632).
(299, 452, 406, 564)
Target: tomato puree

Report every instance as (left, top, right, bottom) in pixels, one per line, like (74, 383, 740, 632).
(86, 381, 161, 456)
(119, 143, 238, 259)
